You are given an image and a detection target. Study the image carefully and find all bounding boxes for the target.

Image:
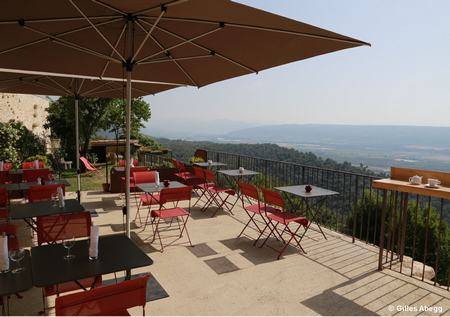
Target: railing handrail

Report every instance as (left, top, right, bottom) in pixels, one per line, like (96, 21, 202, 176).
(205, 149, 381, 180)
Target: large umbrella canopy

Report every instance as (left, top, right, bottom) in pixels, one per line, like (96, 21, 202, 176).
(0, 70, 181, 98)
(0, 0, 369, 237)
(0, 0, 369, 86)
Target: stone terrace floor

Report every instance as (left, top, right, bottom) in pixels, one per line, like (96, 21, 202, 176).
(8, 191, 450, 316)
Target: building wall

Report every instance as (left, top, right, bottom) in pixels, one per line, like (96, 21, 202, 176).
(0, 93, 51, 144)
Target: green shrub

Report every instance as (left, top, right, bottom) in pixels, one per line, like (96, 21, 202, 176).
(189, 156, 205, 164)
(0, 120, 46, 168)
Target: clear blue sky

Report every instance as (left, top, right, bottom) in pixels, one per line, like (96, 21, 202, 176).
(145, 0, 450, 131)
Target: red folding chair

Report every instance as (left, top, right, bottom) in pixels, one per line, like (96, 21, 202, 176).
(196, 169, 235, 217)
(148, 186, 193, 252)
(258, 188, 309, 260)
(119, 159, 139, 167)
(236, 182, 272, 244)
(55, 275, 150, 316)
(22, 168, 51, 183)
(28, 184, 65, 202)
(172, 159, 201, 186)
(0, 223, 19, 251)
(133, 171, 157, 225)
(22, 161, 45, 169)
(79, 156, 98, 173)
(36, 211, 100, 312)
(0, 188, 8, 222)
(120, 167, 148, 194)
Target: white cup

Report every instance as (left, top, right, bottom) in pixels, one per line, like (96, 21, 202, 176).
(428, 178, 441, 188)
(238, 167, 245, 173)
(409, 175, 422, 185)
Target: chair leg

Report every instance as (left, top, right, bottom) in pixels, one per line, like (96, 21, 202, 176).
(180, 216, 193, 247)
(259, 221, 279, 248)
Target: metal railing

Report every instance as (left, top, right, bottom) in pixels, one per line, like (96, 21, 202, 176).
(145, 149, 449, 289)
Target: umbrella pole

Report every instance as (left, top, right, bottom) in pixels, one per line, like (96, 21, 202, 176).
(125, 70, 132, 238)
(75, 96, 81, 202)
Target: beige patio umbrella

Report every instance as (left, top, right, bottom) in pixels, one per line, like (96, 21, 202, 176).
(0, 0, 370, 237)
(0, 69, 182, 201)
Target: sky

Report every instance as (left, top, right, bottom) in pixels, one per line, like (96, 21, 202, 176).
(145, 0, 450, 134)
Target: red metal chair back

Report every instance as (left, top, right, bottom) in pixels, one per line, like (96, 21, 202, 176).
(238, 182, 259, 201)
(130, 166, 148, 174)
(119, 159, 139, 167)
(37, 211, 91, 245)
(22, 161, 45, 169)
(261, 187, 285, 210)
(28, 184, 65, 202)
(23, 168, 51, 182)
(0, 171, 10, 184)
(194, 149, 207, 161)
(0, 187, 7, 208)
(203, 169, 217, 183)
(55, 274, 150, 316)
(172, 159, 187, 172)
(159, 186, 192, 205)
(193, 167, 205, 179)
(133, 171, 156, 185)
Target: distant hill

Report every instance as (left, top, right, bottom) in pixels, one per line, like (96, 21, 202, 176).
(224, 124, 450, 149)
(156, 138, 379, 176)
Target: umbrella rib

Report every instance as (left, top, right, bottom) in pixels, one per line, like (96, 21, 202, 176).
(0, 15, 121, 25)
(132, 10, 165, 62)
(133, 0, 189, 16)
(0, 17, 122, 57)
(28, 78, 69, 96)
(141, 16, 370, 47)
(135, 20, 198, 87)
(23, 25, 122, 63)
(77, 78, 86, 95)
(68, 0, 127, 63)
(45, 76, 73, 95)
(138, 54, 212, 65)
(81, 81, 115, 96)
(90, 0, 128, 16)
(136, 26, 222, 64)
(141, 20, 257, 74)
(100, 23, 127, 78)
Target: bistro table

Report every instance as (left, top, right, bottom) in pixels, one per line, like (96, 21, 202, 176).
(218, 169, 260, 210)
(0, 250, 33, 315)
(194, 162, 227, 169)
(275, 185, 339, 240)
(137, 181, 187, 195)
(9, 199, 85, 232)
(31, 234, 153, 290)
(0, 180, 69, 201)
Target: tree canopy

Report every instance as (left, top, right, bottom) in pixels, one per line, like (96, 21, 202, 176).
(45, 96, 152, 161)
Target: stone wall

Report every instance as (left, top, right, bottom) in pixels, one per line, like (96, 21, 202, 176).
(0, 93, 51, 144)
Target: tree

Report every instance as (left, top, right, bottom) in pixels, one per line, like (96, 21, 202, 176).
(45, 96, 111, 161)
(45, 96, 154, 162)
(104, 97, 151, 140)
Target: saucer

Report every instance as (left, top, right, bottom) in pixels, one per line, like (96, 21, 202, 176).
(425, 184, 439, 189)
